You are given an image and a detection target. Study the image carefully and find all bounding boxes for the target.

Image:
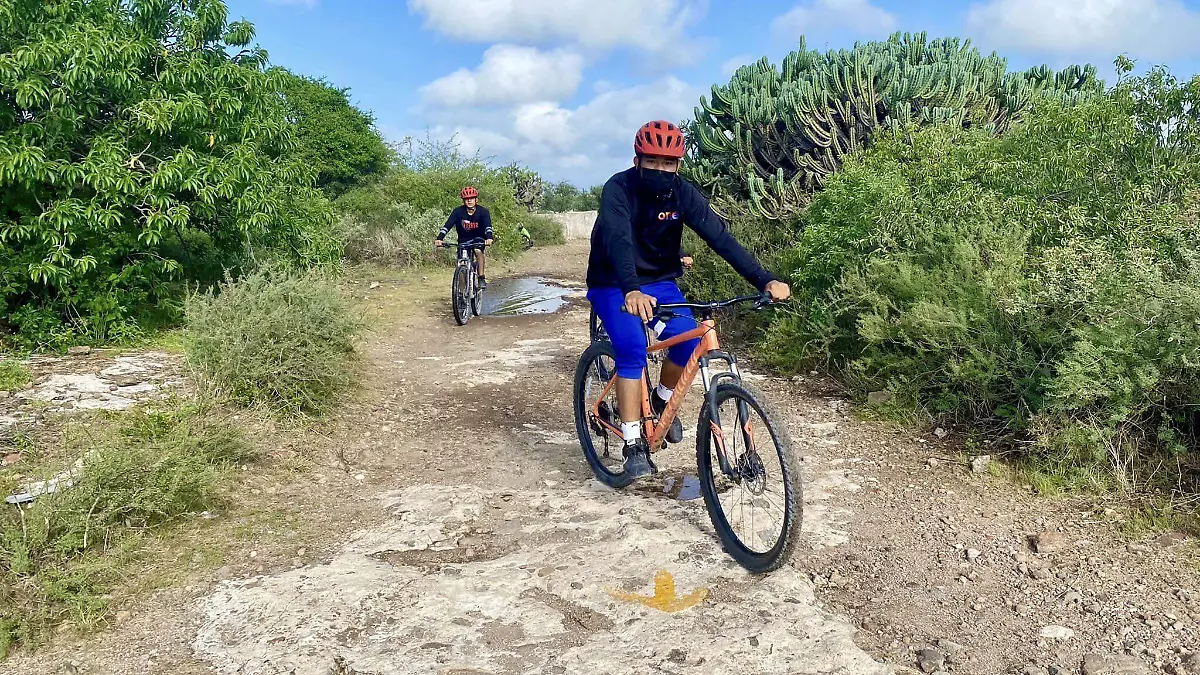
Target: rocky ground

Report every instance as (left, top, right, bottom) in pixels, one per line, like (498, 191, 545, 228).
(3, 240, 1197, 675)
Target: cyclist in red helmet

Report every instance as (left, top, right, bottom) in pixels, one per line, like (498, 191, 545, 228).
(437, 186, 494, 287)
(587, 120, 791, 479)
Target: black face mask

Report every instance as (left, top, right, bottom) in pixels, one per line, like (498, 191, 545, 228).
(637, 167, 678, 195)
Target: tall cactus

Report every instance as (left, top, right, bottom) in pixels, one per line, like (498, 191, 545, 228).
(684, 33, 1101, 219)
(503, 163, 545, 213)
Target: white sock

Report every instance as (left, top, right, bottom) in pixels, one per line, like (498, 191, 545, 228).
(656, 384, 674, 401)
(621, 421, 641, 445)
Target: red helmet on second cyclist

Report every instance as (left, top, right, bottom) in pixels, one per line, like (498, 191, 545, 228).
(634, 120, 685, 159)
(460, 186, 478, 200)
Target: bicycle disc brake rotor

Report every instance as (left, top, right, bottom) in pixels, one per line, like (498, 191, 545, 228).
(735, 452, 768, 494)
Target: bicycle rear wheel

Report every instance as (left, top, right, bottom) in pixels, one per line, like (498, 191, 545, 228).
(589, 308, 608, 343)
(573, 340, 635, 488)
(696, 381, 802, 573)
(452, 265, 470, 325)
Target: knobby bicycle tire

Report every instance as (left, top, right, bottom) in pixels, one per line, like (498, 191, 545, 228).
(452, 265, 470, 325)
(471, 266, 484, 316)
(696, 380, 802, 573)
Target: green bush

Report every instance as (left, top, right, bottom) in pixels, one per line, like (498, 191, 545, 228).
(521, 213, 565, 246)
(335, 134, 559, 262)
(0, 402, 251, 655)
(0, 358, 29, 392)
(337, 202, 445, 266)
(183, 266, 363, 416)
(541, 182, 602, 212)
(681, 202, 799, 302)
(757, 64, 1200, 483)
(279, 71, 392, 198)
(1, 0, 338, 349)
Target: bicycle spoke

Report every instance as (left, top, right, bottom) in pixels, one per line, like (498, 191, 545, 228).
(703, 386, 797, 560)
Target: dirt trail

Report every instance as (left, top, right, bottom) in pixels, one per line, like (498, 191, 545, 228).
(10, 241, 1200, 675)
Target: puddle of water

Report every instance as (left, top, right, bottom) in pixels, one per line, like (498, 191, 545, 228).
(482, 277, 573, 316)
(662, 474, 703, 501)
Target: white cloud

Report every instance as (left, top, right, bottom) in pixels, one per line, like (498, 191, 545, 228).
(966, 0, 1200, 59)
(570, 77, 697, 153)
(772, 0, 898, 39)
(721, 55, 756, 77)
(419, 77, 699, 184)
(513, 102, 575, 150)
(421, 45, 584, 108)
(407, 0, 708, 65)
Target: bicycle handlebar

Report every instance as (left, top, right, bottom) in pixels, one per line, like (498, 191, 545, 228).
(655, 293, 772, 313)
(620, 292, 779, 320)
(435, 237, 490, 249)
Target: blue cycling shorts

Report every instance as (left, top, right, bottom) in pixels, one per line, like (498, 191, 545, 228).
(587, 281, 700, 380)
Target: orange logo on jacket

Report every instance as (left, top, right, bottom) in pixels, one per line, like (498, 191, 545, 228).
(657, 212, 680, 221)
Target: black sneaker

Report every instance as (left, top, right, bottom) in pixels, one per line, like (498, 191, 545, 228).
(478, 276, 488, 289)
(622, 440, 655, 480)
(651, 390, 684, 444)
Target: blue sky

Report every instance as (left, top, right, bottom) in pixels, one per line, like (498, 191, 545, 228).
(226, 0, 1200, 187)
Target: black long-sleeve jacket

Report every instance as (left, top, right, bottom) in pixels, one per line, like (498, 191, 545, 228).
(586, 167, 775, 295)
(438, 205, 493, 242)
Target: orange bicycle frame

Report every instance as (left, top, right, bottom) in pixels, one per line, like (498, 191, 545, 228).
(590, 318, 724, 450)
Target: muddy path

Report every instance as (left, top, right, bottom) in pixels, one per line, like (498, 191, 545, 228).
(11, 241, 1200, 675)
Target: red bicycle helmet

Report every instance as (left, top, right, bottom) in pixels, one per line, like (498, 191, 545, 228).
(460, 186, 479, 200)
(634, 120, 686, 159)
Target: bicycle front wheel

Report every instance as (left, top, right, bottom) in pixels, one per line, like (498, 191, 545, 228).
(452, 265, 470, 325)
(696, 381, 802, 573)
(471, 274, 484, 317)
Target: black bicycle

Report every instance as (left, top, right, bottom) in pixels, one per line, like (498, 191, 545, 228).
(573, 294, 802, 573)
(437, 237, 488, 325)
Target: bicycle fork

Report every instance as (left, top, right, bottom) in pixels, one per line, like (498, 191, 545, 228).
(699, 351, 756, 479)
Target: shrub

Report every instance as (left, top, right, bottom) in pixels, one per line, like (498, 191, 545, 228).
(0, 402, 251, 655)
(521, 213, 565, 246)
(183, 266, 362, 416)
(759, 64, 1200, 483)
(337, 202, 445, 266)
(0, 358, 29, 392)
(335, 134, 559, 261)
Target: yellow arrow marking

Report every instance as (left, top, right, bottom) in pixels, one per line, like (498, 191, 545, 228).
(607, 570, 708, 613)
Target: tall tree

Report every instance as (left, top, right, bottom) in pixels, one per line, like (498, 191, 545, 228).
(541, 181, 581, 212)
(279, 72, 391, 198)
(0, 0, 335, 346)
(540, 181, 602, 212)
